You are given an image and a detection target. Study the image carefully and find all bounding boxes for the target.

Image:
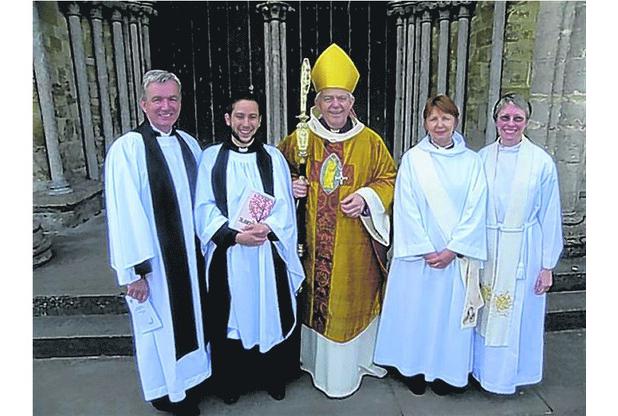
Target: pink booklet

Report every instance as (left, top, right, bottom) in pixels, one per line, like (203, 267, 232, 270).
(229, 189, 276, 231)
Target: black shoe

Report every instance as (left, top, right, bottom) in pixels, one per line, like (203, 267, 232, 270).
(404, 374, 426, 395)
(431, 379, 465, 396)
(267, 384, 286, 401)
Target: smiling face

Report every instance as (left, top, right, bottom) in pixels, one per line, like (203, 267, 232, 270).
(424, 107, 458, 146)
(315, 88, 354, 130)
(140, 80, 181, 133)
(224, 99, 261, 144)
(495, 103, 527, 146)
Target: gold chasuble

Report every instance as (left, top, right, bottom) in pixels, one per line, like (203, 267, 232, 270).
(278, 118, 396, 342)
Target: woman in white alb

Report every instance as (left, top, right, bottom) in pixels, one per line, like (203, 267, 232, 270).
(473, 93, 563, 394)
(374, 95, 488, 396)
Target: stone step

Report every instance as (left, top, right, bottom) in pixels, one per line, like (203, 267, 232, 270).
(553, 255, 586, 291)
(33, 314, 133, 358)
(34, 294, 127, 317)
(545, 289, 586, 332)
(33, 290, 585, 358)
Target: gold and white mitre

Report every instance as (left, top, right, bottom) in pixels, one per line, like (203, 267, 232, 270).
(311, 43, 360, 93)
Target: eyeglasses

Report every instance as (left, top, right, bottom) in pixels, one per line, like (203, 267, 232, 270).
(498, 115, 526, 123)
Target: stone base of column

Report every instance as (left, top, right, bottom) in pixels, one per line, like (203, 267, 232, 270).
(33, 219, 53, 268)
(34, 179, 103, 233)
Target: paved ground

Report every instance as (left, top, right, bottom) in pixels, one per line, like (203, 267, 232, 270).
(33, 214, 586, 415)
(33, 329, 585, 416)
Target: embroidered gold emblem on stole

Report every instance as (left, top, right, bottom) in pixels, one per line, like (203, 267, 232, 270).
(319, 153, 345, 194)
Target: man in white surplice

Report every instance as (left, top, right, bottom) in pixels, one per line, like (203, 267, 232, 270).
(374, 95, 488, 396)
(473, 93, 563, 394)
(105, 70, 209, 416)
(194, 96, 305, 404)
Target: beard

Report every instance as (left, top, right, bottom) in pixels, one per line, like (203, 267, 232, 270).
(230, 128, 262, 144)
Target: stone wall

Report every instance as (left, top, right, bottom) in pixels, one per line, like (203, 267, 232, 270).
(464, 0, 494, 150)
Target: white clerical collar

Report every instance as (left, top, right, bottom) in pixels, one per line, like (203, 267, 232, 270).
(230, 135, 254, 152)
(307, 106, 365, 142)
(147, 119, 174, 137)
(429, 137, 455, 150)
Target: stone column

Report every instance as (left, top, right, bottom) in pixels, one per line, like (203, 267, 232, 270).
(257, 1, 291, 145)
(454, 2, 473, 127)
(556, 2, 586, 218)
(111, 6, 131, 134)
(402, 3, 417, 154)
(484, 0, 507, 145)
(417, 7, 432, 141)
(436, 4, 450, 94)
(140, 6, 155, 72)
(122, 13, 138, 126)
(63, 2, 99, 179)
(89, 4, 114, 151)
(388, 2, 408, 162)
(411, 13, 421, 145)
(129, 5, 144, 124)
(33, 3, 72, 195)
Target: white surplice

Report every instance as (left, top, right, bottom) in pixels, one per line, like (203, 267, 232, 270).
(374, 133, 488, 387)
(194, 143, 305, 353)
(105, 129, 211, 402)
(472, 137, 563, 394)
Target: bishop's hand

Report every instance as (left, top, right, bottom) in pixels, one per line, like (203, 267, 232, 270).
(292, 177, 308, 198)
(340, 193, 366, 218)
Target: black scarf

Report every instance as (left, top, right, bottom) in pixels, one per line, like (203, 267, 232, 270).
(136, 122, 207, 360)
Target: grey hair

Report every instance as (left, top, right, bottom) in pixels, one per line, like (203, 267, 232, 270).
(141, 70, 182, 101)
(492, 93, 532, 121)
(315, 90, 355, 103)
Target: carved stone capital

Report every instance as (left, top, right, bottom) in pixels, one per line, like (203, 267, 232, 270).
(437, 3, 451, 21)
(456, 2, 474, 19)
(89, 4, 104, 20)
(387, 1, 416, 19)
(110, 7, 124, 23)
(61, 1, 83, 17)
(139, 5, 156, 25)
(127, 3, 141, 23)
(420, 8, 433, 23)
(257, 1, 293, 22)
(415, 1, 439, 14)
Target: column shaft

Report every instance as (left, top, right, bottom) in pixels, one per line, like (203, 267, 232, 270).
(437, 9, 450, 94)
(392, 14, 406, 162)
(263, 20, 273, 143)
(270, 19, 282, 143)
(455, 5, 471, 127)
(33, 4, 72, 194)
(280, 20, 288, 137)
(111, 12, 131, 134)
(66, 10, 99, 179)
(403, 14, 416, 153)
(417, 11, 432, 141)
(122, 15, 137, 126)
(484, 1, 507, 145)
(90, 9, 114, 150)
(129, 14, 144, 124)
